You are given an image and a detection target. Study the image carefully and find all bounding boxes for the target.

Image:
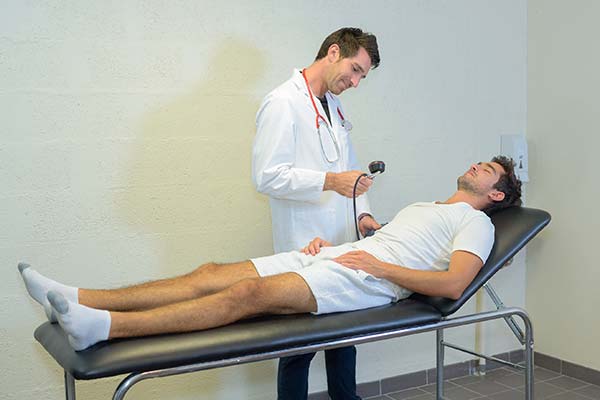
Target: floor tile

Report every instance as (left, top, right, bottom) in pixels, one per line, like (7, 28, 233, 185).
(452, 375, 486, 386)
(442, 385, 482, 400)
(362, 361, 598, 400)
(387, 387, 431, 399)
(545, 375, 589, 391)
(493, 372, 528, 389)
(418, 381, 460, 394)
(399, 393, 435, 400)
(486, 389, 525, 400)
(574, 384, 600, 399)
(485, 368, 520, 379)
(545, 391, 594, 400)
(533, 367, 562, 382)
(463, 380, 514, 396)
(452, 369, 516, 388)
(516, 382, 566, 398)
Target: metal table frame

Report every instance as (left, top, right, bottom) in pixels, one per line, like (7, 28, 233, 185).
(61, 304, 533, 400)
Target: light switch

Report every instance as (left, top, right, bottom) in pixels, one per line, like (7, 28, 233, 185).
(500, 135, 529, 182)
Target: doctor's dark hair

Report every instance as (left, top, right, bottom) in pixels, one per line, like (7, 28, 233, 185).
(483, 155, 522, 215)
(315, 27, 380, 69)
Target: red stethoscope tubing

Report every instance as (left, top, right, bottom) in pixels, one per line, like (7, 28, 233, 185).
(337, 107, 347, 125)
(301, 69, 347, 129)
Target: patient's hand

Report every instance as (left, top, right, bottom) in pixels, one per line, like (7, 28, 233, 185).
(301, 237, 332, 256)
(333, 250, 386, 277)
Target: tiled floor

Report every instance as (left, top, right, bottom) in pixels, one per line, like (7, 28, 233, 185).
(365, 366, 600, 399)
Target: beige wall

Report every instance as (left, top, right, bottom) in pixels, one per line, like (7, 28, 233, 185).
(1, 1, 526, 399)
(527, 0, 600, 371)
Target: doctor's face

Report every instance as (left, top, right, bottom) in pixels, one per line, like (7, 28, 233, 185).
(326, 46, 372, 95)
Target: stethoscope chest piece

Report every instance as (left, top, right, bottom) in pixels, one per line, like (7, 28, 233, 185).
(336, 107, 352, 131)
(341, 119, 353, 131)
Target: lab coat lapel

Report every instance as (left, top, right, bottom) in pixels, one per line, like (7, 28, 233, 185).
(291, 69, 318, 116)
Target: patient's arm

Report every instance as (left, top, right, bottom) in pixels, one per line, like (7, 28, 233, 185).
(301, 237, 333, 255)
(333, 250, 483, 300)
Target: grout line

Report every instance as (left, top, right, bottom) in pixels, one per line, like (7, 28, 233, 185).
(315, 360, 600, 399)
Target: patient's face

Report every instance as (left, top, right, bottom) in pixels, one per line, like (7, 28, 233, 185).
(458, 162, 505, 195)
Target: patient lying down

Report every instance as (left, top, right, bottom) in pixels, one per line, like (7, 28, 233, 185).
(20, 156, 521, 351)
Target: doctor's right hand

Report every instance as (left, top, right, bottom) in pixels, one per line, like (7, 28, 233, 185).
(301, 237, 333, 256)
(324, 170, 373, 198)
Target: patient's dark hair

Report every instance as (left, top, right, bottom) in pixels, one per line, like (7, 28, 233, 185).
(484, 155, 522, 215)
(315, 27, 380, 69)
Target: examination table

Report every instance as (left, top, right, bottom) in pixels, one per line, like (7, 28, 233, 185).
(33, 206, 550, 400)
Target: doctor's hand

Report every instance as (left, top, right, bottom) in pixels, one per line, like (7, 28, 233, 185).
(333, 250, 387, 278)
(301, 237, 333, 256)
(324, 171, 372, 198)
(358, 215, 382, 237)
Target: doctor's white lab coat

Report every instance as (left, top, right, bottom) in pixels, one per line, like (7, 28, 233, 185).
(252, 69, 371, 253)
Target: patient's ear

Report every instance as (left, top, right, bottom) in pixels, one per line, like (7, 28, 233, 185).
(489, 190, 505, 202)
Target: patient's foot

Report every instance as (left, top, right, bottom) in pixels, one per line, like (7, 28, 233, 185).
(18, 262, 79, 323)
(47, 291, 111, 351)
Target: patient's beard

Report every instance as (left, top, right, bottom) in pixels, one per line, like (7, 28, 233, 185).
(457, 176, 483, 196)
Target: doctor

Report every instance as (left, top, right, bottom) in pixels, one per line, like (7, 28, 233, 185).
(252, 28, 381, 400)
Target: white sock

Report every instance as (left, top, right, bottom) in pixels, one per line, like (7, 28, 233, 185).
(19, 262, 79, 323)
(47, 291, 111, 351)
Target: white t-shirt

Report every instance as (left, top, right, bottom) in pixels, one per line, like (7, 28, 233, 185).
(354, 202, 495, 272)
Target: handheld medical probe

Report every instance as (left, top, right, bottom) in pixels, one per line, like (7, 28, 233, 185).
(353, 161, 386, 240)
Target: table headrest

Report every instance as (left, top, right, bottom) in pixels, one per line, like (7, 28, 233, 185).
(410, 206, 551, 316)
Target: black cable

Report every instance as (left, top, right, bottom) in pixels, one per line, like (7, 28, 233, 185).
(353, 173, 368, 240)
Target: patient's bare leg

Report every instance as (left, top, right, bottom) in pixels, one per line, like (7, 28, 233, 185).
(48, 272, 317, 351)
(20, 261, 259, 316)
(79, 261, 259, 311)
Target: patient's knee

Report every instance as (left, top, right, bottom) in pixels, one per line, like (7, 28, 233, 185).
(227, 278, 262, 300)
(185, 263, 221, 295)
(222, 278, 265, 312)
(193, 262, 220, 274)
(188, 262, 221, 281)
(224, 275, 313, 315)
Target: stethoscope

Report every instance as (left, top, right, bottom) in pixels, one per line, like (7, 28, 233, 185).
(301, 69, 353, 163)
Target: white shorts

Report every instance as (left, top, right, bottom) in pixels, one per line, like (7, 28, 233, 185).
(250, 244, 410, 315)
